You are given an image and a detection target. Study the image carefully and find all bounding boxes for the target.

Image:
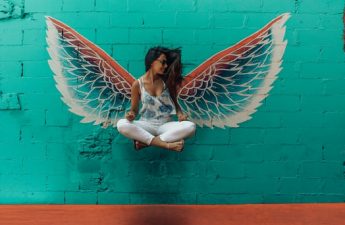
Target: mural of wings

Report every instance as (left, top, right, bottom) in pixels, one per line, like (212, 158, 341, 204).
(46, 16, 135, 127)
(177, 13, 290, 128)
(46, 13, 290, 129)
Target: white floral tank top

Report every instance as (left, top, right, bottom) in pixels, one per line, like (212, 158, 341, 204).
(138, 77, 176, 121)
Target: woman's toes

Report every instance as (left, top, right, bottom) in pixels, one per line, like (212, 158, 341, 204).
(136, 141, 148, 150)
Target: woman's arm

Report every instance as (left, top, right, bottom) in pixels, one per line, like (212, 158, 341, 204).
(126, 80, 140, 120)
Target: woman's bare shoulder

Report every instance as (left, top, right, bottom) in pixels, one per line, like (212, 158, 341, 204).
(133, 75, 145, 86)
(131, 79, 141, 95)
(132, 79, 139, 87)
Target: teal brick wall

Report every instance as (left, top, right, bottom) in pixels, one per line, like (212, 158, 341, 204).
(0, 0, 344, 204)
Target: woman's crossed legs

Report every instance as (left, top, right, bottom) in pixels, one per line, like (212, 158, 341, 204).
(117, 119, 196, 151)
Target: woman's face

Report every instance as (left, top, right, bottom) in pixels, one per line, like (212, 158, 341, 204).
(151, 53, 168, 75)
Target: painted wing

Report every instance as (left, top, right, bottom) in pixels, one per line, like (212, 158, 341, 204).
(177, 13, 290, 128)
(46, 16, 135, 127)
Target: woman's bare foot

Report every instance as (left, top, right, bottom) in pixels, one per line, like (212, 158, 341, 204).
(166, 140, 184, 152)
(150, 136, 184, 152)
(134, 140, 148, 150)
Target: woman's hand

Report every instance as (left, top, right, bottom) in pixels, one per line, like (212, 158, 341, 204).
(102, 120, 111, 128)
(177, 112, 188, 121)
(126, 111, 136, 121)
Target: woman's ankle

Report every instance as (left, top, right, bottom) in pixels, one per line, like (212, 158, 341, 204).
(151, 136, 169, 149)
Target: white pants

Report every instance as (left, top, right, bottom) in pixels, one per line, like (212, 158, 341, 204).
(117, 117, 196, 145)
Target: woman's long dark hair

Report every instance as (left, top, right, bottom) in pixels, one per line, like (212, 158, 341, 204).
(144, 46, 183, 104)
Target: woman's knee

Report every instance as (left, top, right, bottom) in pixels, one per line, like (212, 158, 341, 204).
(116, 118, 130, 134)
(182, 121, 196, 134)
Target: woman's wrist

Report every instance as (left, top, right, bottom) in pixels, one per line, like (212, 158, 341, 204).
(129, 110, 137, 115)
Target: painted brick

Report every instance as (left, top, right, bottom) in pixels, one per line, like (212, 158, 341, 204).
(319, 46, 345, 63)
(46, 175, 77, 192)
(110, 12, 143, 28)
(300, 62, 345, 79)
(245, 13, 280, 28)
(96, 28, 128, 44)
(181, 45, 214, 62)
(261, 0, 295, 13)
(0, 45, 48, 61)
(24, 0, 63, 12)
(0, 28, 22, 45)
(129, 28, 162, 44)
(127, 0, 160, 12)
(247, 161, 301, 178)
(98, 192, 130, 204)
(319, 14, 342, 29)
(322, 178, 345, 194)
(130, 193, 196, 204)
(280, 112, 324, 128)
(301, 161, 343, 178)
(213, 144, 265, 162)
(141, 12, 176, 28)
(177, 145, 213, 161)
(112, 44, 145, 61)
(0, 61, 22, 78)
(297, 29, 342, 47)
(65, 191, 98, 204)
(129, 192, 197, 204)
(322, 144, 345, 161)
(300, 95, 345, 112)
(298, 128, 345, 144)
(279, 177, 324, 194)
(79, 172, 108, 191)
(241, 111, 281, 128)
(62, 0, 94, 12)
(206, 161, 245, 178)
(288, 14, 322, 29)
(163, 29, 195, 45)
(296, 194, 345, 203)
(297, 0, 339, 13)
(262, 194, 296, 203)
(22, 158, 68, 175)
(214, 13, 246, 28)
(0, 191, 65, 204)
(95, 0, 127, 12)
(23, 29, 46, 45)
(195, 127, 230, 145)
(263, 95, 300, 112)
(277, 79, 325, 95)
(176, 12, 210, 28)
(264, 144, 311, 161)
(159, 0, 195, 12)
(51, 12, 110, 29)
(230, 128, 265, 144)
(0, 114, 21, 142)
(197, 193, 263, 204)
(284, 46, 321, 63)
(46, 143, 73, 160)
(23, 60, 52, 78)
(263, 128, 299, 145)
(324, 79, 345, 95)
(0, 93, 21, 110)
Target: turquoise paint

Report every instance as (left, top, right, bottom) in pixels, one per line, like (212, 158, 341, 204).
(0, 0, 344, 204)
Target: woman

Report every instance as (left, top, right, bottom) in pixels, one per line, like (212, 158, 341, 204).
(116, 46, 196, 152)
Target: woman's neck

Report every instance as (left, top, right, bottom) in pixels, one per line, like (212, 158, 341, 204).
(144, 70, 160, 83)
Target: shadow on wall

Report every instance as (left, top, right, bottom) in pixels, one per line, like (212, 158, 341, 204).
(118, 128, 199, 204)
(77, 125, 200, 204)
